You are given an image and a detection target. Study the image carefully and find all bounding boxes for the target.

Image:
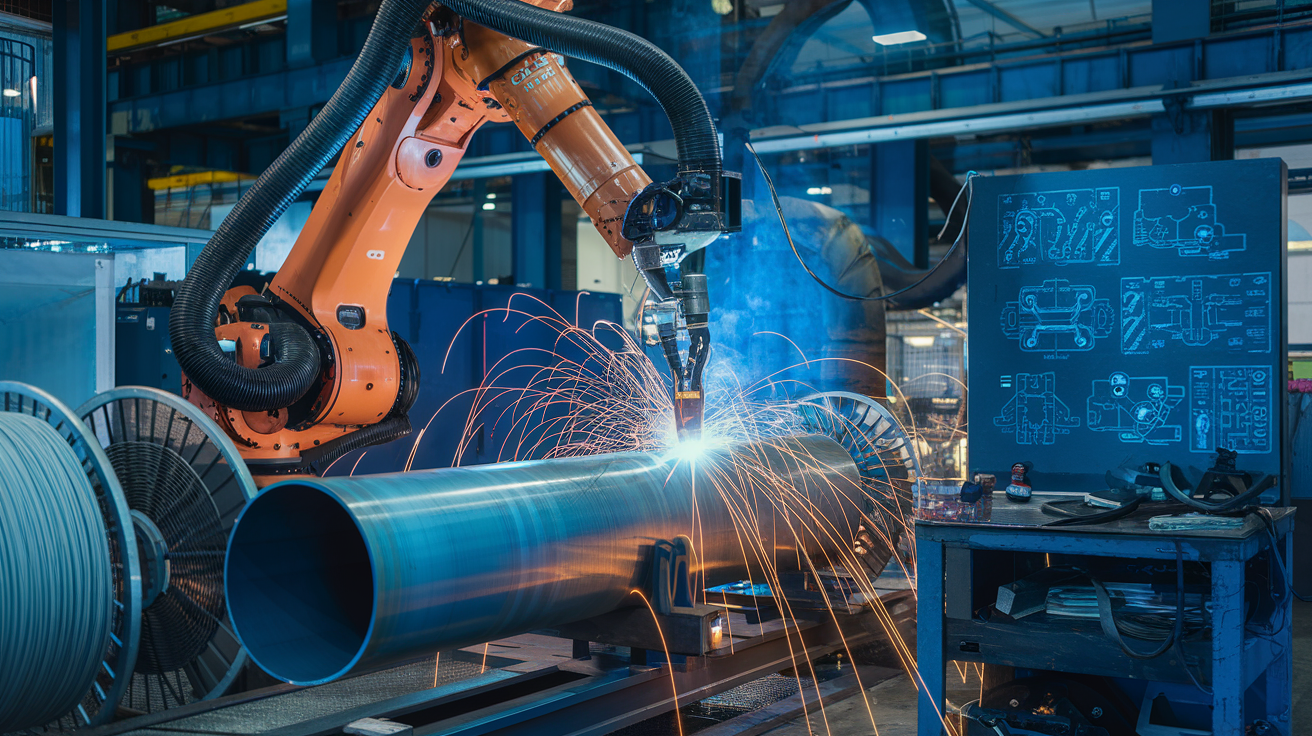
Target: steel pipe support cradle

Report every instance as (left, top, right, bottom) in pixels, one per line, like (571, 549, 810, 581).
(226, 434, 865, 685)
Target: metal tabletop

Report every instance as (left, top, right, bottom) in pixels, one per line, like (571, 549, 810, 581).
(915, 494, 1296, 562)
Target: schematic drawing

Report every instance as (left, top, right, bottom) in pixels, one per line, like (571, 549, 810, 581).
(1133, 184, 1246, 258)
(1000, 279, 1116, 354)
(998, 188, 1120, 268)
(1087, 372, 1185, 445)
(1188, 366, 1272, 454)
(1121, 272, 1272, 355)
(995, 372, 1080, 445)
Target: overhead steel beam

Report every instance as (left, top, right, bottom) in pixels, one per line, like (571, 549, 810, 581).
(1190, 82, 1312, 109)
(960, 0, 1046, 38)
(750, 99, 1166, 153)
(107, 0, 287, 54)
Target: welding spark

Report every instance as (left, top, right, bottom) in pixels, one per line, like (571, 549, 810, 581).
(390, 294, 963, 736)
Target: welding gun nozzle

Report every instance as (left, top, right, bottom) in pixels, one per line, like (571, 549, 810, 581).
(675, 391, 704, 441)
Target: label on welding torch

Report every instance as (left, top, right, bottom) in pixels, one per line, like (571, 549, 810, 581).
(675, 391, 702, 399)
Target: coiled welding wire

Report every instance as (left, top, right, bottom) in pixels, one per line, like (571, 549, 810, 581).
(0, 412, 114, 732)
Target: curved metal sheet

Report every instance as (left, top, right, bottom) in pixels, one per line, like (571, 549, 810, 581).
(226, 434, 863, 685)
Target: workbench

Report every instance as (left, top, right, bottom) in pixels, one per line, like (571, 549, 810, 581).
(915, 495, 1295, 736)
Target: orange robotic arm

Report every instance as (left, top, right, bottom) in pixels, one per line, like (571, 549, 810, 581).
(185, 4, 685, 479)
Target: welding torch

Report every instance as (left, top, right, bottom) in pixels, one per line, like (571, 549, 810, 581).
(650, 273, 709, 441)
(624, 173, 739, 442)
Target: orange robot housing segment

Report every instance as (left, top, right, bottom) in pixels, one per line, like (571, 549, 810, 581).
(459, 23, 652, 259)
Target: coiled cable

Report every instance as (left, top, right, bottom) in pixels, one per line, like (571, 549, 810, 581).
(0, 412, 113, 732)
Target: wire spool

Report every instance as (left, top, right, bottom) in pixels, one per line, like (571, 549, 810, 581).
(78, 387, 256, 713)
(0, 382, 142, 733)
(795, 391, 920, 578)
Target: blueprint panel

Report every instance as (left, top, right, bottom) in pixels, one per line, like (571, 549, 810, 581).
(969, 159, 1286, 491)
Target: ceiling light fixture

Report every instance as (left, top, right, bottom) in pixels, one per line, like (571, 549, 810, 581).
(2, 89, 20, 97)
(872, 30, 926, 45)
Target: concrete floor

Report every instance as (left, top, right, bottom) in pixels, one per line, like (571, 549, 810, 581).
(748, 601, 1312, 736)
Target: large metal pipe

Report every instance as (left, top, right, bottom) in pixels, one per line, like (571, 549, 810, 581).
(226, 434, 864, 685)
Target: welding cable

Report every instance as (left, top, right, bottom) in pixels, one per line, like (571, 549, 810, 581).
(746, 139, 975, 303)
(1254, 507, 1312, 603)
(0, 413, 114, 732)
(442, 0, 720, 177)
(170, 0, 432, 412)
(1041, 495, 1146, 526)
(299, 414, 413, 473)
(1090, 544, 1185, 660)
(1158, 461, 1274, 514)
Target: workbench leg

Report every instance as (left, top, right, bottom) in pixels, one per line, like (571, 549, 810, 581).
(1259, 535, 1294, 734)
(1212, 559, 1245, 734)
(916, 537, 946, 736)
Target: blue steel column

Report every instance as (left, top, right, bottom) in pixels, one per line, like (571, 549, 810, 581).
(286, 0, 337, 68)
(1149, 0, 1233, 165)
(916, 532, 946, 736)
(512, 172, 563, 289)
(870, 140, 929, 268)
(53, 0, 106, 218)
(1152, 110, 1234, 165)
(1151, 0, 1209, 44)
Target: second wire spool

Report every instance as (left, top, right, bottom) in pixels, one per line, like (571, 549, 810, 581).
(78, 387, 257, 711)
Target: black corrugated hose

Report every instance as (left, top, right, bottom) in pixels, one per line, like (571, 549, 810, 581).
(172, 0, 721, 412)
(169, 0, 433, 412)
(443, 0, 722, 176)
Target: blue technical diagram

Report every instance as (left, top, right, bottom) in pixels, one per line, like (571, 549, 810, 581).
(1188, 366, 1272, 454)
(1088, 372, 1185, 445)
(994, 372, 1080, 445)
(1133, 184, 1246, 258)
(1000, 279, 1116, 354)
(1121, 272, 1271, 355)
(998, 188, 1119, 268)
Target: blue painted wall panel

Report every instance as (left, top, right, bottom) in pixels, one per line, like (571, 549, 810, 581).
(1283, 26, 1312, 71)
(774, 89, 826, 127)
(826, 86, 873, 123)
(880, 78, 932, 115)
(1129, 46, 1193, 87)
(1062, 54, 1122, 96)
(1205, 36, 1272, 80)
(939, 71, 991, 109)
(999, 63, 1059, 103)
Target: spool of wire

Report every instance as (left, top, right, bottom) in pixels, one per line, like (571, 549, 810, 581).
(78, 386, 256, 712)
(0, 381, 141, 733)
(0, 412, 113, 732)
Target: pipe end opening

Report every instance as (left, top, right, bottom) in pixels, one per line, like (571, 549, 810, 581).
(226, 483, 374, 685)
